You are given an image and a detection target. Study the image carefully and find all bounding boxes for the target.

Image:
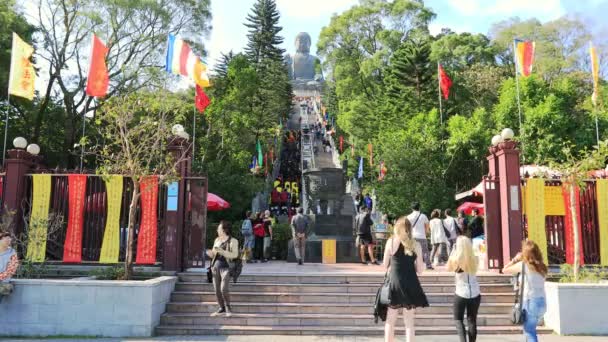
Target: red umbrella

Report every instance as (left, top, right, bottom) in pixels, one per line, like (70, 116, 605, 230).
(457, 202, 484, 216)
(207, 192, 230, 211)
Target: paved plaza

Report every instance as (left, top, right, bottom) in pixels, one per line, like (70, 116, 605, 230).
(3, 335, 608, 342)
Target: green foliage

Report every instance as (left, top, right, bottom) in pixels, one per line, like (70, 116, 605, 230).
(89, 265, 126, 280)
(559, 264, 608, 283)
(245, 0, 285, 64)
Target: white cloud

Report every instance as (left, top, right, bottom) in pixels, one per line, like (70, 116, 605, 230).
(275, 0, 357, 18)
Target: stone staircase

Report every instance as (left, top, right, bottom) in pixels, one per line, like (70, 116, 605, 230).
(156, 271, 551, 336)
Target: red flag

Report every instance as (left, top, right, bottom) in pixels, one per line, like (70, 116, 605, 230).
(85, 35, 109, 97)
(438, 64, 452, 100)
(195, 85, 210, 113)
(339, 136, 344, 153)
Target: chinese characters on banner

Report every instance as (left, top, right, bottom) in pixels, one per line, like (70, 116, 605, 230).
(63, 175, 87, 263)
(136, 176, 159, 264)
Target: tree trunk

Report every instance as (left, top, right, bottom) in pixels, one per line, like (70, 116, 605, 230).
(569, 183, 580, 282)
(125, 179, 141, 280)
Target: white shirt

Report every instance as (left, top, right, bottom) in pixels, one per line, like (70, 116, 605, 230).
(443, 216, 458, 240)
(430, 218, 448, 244)
(407, 211, 429, 240)
(454, 272, 481, 299)
(522, 264, 546, 301)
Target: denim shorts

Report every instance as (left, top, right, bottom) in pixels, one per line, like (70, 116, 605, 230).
(242, 234, 255, 249)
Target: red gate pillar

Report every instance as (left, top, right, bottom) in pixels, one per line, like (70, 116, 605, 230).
(483, 145, 503, 269)
(162, 137, 191, 271)
(3, 149, 36, 238)
(496, 140, 523, 266)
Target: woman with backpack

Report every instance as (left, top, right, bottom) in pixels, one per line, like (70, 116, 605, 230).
(382, 216, 429, 342)
(502, 240, 548, 342)
(447, 236, 481, 342)
(207, 221, 239, 317)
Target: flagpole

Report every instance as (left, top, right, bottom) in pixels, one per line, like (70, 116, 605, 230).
(192, 103, 196, 163)
(2, 93, 10, 167)
(513, 40, 525, 159)
(594, 105, 600, 146)
(80, 99, 88, 172)
(438, 62, 443, 125)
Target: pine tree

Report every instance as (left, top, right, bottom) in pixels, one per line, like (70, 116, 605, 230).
(244, 0, 285, 66)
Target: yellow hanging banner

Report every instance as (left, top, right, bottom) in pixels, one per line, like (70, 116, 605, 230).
(525, 179, 548, 264)
(8, 33, 35, 100)
(26, 175, 52, 262)
(322, 239, 336, 264)
(99, 176, 123, 263)
(596, 179, 608, 266)
(544, 186, 565, 216)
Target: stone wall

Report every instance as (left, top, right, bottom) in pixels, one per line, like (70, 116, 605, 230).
(544, 281, 608, 335)
(0, 276, 176, 337)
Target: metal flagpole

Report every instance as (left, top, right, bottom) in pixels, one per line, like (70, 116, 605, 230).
(438, 62, 443, 125)
(80, 100, 88, 172)
(192, 104, 196, 163)
(2, 93, 11, 167)
(595, 107, 600, 146)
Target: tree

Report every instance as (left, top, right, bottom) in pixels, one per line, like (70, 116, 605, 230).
(31, 0, 211, 167)
(244, 0, 285, 65)
(95, 91, 189, 279)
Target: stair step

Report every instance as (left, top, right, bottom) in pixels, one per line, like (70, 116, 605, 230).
(174, 282, 513, 293)
(160, 312, 513, 326)
(166, 302, 513, 315)
(155, 324, 553, 336)
(177, 273, 511, 285)
(170, 291, 515, 304)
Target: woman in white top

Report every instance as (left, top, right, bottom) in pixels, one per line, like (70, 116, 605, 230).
(502, 240, 547, 342)
(429, 209, 448, 265)
(447, 236, 481, 342)
(443, 209, 459, 253)
(207, 221, 239, 317)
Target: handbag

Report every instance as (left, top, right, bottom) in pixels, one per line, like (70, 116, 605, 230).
(378, 271, 390, 305)
(227, 238, 243, 283)
(511, 263, 527, 325)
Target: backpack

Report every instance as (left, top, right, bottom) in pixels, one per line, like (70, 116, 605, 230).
(227, 239, 243, 283)
(253, 223, 265, 237)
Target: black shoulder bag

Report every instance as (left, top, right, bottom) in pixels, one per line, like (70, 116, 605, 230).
(441, 220, 451, 239)
(510, 263, 527, 325)
(227, 238, 243, 283)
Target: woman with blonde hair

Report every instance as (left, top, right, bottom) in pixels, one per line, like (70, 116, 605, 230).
(502, 240, 548, 342)
(447, 236, 481, 342)
(382, 216, 429, 342)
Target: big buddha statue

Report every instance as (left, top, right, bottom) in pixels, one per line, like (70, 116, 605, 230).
(286, 32, 323, 81)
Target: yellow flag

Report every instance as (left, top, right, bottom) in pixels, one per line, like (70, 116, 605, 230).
(99, 176, 124, 263)
(8, 33, 35, 100)
(590, 42, 600, 106)
(26, 174, 52, 262)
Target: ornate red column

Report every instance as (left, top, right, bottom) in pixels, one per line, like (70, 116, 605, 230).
(162, 136, 191, 271)
(495, 140, 524, 266)
(3, 149, 36, 237)
(483, 146, 503, 269)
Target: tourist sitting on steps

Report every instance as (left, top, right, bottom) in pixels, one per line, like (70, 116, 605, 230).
(355, 207, 380, 265)
(291, 207, 308, 265)
(207, 221, 239, 317)
(0, 231, 19, 303)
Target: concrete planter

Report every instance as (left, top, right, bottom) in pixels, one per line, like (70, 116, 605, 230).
(544, 281, 608, 335)
(0, 276, 177, 337)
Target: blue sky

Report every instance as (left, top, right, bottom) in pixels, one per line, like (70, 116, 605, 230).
(206, 0, 608, 68)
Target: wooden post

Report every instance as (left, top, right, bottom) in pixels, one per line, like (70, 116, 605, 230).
(484, 147, 503, 270)
(3, 149, 35, 238)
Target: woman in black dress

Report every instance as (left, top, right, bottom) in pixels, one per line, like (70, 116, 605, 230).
(382, 216, 429, 342)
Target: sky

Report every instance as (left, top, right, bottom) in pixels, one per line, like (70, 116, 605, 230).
(205, 0, 608, 68)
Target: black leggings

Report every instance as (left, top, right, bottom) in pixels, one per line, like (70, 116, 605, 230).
(254, 236, 265, 260)
(453, 294, 481, 342)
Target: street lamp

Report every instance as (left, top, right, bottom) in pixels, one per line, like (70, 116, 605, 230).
(13, 137, 27, 149)
(171, 124, 185, 135)
(26, 144, 40, 155)
(491, 134, 503, 146)
(501, 128, 514, 141)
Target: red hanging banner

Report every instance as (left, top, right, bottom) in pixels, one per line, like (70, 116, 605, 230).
(562, 183, 584, 265)
(136, 176, 159, 264)
(63, 175, 87, 263)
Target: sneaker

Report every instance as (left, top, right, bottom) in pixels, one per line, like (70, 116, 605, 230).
(225, 306, 233, 317)
(261, 259, 268, 263)
(361, 261, 369, 265)
(298, 259, 303, 265)
(210, 307, 226, 317)
(372, 260, 381, 265)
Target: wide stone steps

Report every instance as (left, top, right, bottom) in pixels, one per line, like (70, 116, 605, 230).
(160, 312, 513, 326)
(170, 291, 515, 304)
(165, 301, 514, 315)
(155, 324, 552, 336)
(174, 282, 513, 293)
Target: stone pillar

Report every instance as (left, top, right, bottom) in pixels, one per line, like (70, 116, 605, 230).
(162, 137, 191, 271)
(496, 140, 523, 266)
(3, 149, 36, 238)
(483, 146, 503, 269)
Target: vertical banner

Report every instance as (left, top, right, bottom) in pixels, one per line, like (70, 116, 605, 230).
(136, 176, 159, 264)
(525, 179, 548, 264)
(562, 183, 584, 265)
(596, 179, 608, 266)
(26, 174, 52, 261)
(99, 176, 123, 263)
(63, 175, 88, 263)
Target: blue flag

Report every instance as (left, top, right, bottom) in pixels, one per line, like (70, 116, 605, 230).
(358, 157, 364, 179)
